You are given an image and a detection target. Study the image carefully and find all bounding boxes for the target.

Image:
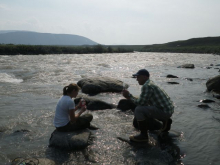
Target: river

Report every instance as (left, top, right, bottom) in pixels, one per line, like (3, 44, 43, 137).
(0, 52, 220, 165)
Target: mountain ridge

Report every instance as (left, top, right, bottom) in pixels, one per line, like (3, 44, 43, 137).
(0, 31, 98, 45)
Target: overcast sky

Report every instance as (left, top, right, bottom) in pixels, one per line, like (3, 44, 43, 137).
(0, 0, 220, 45)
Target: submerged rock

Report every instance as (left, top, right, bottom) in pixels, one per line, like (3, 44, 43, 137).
(206, 75, 220, 92)
(213, 94, 220, 99)
(11, 158, 55, 165)
(212, 116, 220, 123)
(74, 97, 116, 110)
(199, 99, 215, 103)
(14, 129, 30, 133)
(167, 82, 179, 84)
(177, 64, 195, 68)
(167, 74, 178, 78)
(49, 129, 91, 150)
(77, 77, 129, 95)
(185, 78, 193, 81)
(198, 104, 210, 109)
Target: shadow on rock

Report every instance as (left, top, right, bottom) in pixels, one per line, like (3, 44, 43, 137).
(74, 97, 116, 111)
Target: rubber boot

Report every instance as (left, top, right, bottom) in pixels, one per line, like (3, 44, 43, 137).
(129, 120, 148, 142)
(161, 118, 172, 132)
(133, 117, 139, 130)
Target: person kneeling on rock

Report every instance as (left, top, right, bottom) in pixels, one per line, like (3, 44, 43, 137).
(122, 69, 174, 142)
(54, 83, 93, 132)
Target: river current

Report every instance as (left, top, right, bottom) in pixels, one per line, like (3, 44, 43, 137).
(0, 53, 220, 165)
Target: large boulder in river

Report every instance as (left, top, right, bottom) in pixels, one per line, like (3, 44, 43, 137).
(74, 97, 116, 110)
(206, 75, 220, 92)
(117, 99, 137, 112)
(77, 77, 129, 95)
(177, 64, 195, 68)
(49, 129, 91, 150)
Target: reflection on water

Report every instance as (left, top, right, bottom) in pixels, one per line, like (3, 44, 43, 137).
(0, 53, 220, 164)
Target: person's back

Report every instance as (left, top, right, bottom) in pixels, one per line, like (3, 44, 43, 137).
(53, 83, 93, 132)
(54, 95, 74, 128)
(147, 80, 174, 114)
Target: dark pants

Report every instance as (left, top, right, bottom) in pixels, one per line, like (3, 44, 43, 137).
(56, 114, 93, 132)
(133, 106, 172, 131)
(133, 117, 162, 131)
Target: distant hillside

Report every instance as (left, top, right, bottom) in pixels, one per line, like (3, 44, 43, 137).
(0, 31, 98, 45)
(145, 36, 220, 48)
(0, 30, 20, 34)
(142, 36, 220, 54)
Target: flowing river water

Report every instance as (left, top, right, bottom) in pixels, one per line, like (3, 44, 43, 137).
(0, 53, 220, 165)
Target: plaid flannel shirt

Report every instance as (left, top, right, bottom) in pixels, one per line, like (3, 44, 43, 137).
(130, 79, 174, 114)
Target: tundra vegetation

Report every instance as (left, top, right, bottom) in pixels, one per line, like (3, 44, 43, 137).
(0, 36, 220, 55)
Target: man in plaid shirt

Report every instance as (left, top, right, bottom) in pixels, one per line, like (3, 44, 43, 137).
(122, 69, 174, 142)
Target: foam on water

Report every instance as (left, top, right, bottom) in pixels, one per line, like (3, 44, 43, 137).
(0, 73, 23, 83)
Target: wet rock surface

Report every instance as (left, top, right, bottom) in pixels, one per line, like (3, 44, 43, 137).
(177, 64, 195, 68)
(167, 74, 178, 78)
(199, 99, 215, 103)
(213, 94, 220, 99)
(167, 82, 179, 84)
(185, 78, 193, 81)
(49, 129, 91, 150)
(206, 75, 220, 92)
(117, 99, 137, 111)
(11, 158, 55, 165)
(77, 77, 129, 95)
(198, 104, 210, 109)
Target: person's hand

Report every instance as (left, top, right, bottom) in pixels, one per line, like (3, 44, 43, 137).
(78, 101, 82, 108)
(78, 99, 86, 108)
(122, 89, 130, 99)
(80, 105, 87, 113)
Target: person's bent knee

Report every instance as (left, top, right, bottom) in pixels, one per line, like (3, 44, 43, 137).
(134, 106, 146, 121)
(134, 106, 143, 112)
(134, 106, 145, 115)
(81, 114, 93, 122)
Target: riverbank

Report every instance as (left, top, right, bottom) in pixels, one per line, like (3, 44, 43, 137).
(0, 44, 132, 55)
(0, 44, 219, 55)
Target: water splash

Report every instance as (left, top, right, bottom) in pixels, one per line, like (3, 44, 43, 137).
(0, 73, 23, 83)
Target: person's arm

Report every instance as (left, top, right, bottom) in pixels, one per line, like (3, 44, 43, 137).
(131, 85, 153, 105)
(74, 103, 81, 111)
(123, 85, 152, 105)
(69, 101, 86, 123)
(69, 109, 76, 123)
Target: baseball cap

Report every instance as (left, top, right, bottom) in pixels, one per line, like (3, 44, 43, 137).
(132, 69, 150, 77)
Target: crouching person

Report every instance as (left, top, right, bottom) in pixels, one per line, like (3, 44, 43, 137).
(122, 69, 174, 142)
